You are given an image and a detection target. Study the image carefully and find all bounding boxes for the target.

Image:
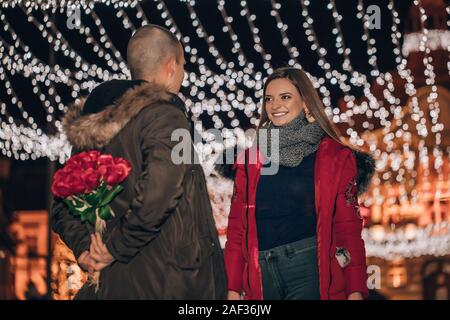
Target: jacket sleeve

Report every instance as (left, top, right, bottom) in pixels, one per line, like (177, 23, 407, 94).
(334, 150, 369, 299)
(51, 199, 91, 260)
(334, 150, 369, 298)
(224, 158, 246, 294)
(106, 104, 189, 263)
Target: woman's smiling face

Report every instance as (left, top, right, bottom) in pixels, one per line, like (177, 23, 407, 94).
(264, 78, 304, 127)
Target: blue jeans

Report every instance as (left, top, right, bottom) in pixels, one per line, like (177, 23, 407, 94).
(258, 236, 321, 300)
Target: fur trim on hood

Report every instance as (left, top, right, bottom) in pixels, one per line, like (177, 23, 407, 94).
(352, 150, 375, 196)
(62, 81, 175, 150)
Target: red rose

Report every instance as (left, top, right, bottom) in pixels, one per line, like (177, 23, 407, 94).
(51, 167, 89, 198)
(98, 165, 118, 185)
(79, 151, 100, 170)
(66, 155, 83, 169)
(86, 150, 101, 160)
(66, 167, 88, 195)
(114, 158, 132, 180)
(63, 161, 83, 174)
(97, 154, 114, 166)
(51, 169, 73, 198)
(52, 152, 131, 198)
(51, 165, 89, 197)
(81, 168, 101, 192)
(67, 150, 101, 170)
(74, 150, 100, 162)
(98, 157, 131, 186)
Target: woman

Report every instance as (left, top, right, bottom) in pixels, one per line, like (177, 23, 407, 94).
(224, 67, 375, 300)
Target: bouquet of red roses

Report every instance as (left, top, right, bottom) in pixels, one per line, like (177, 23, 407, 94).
(51, 150, 131, 234)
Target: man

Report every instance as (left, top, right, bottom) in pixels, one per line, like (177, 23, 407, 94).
(51, 25, 227, 299)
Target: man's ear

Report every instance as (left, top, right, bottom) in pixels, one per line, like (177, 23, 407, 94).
(166, 56, 177, 78)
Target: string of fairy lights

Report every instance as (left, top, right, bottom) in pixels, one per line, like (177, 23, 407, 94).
(0, 0, 447, 191)
(153, 0, 261, 154)
(327, 0, 381, 150)
(363, 222, 450, 259)
(302, 0, 375, 143)
(269, 0, 334, 110)
(385, 0, 425, 208)
(239, 0, 272, 72)
(355, 0, 405, 208)
(217, 0, 254, 74)
(299, 0, 352, 97)
(150, 0, 248, 160)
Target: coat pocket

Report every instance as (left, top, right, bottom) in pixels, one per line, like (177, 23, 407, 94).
(329, 252, 346, 297)
(175, 236, 214, 270)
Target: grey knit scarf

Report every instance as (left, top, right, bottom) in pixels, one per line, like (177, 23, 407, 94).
(258, 110, 325, 167)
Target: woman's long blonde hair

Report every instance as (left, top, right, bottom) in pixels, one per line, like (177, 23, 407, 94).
(258, 67, 348, 148)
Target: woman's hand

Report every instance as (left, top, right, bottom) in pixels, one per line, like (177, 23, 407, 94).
(347, 292, 364, 300)
(227, 291, 242, 300)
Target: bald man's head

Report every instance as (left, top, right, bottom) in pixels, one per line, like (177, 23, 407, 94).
(127, 25, 183, 81)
